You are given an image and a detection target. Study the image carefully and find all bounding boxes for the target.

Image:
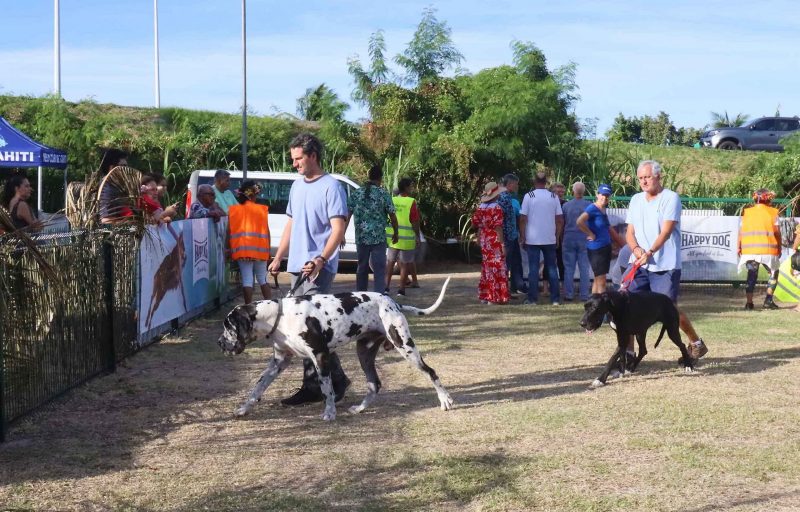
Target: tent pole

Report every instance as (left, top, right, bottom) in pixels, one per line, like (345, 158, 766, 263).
(37, 165, 43, 213)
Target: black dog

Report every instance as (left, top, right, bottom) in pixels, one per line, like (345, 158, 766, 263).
(580, 291, 694, 388)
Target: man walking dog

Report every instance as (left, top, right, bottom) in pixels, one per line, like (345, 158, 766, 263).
(624, 160, 709, 362)
(268, 133, 352, 406)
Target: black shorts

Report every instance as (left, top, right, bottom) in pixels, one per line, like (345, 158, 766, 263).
(588, 245, 612, 276)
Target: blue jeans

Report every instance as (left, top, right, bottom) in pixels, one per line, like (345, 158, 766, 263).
(505, 239, 526, 292)
(561, 236, 591, 301)
(356, 242, 387, 293)
(525, 244, 560, 303)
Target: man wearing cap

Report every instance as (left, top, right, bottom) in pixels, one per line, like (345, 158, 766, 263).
(576, 183, 625, 294)
(519, 172, 563, 305)
(213, 170, 239, 214)
(625, 160, 709, 362)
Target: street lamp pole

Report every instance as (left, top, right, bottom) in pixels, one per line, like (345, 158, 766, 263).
(54, 0, 61, 96)
(241, 0, 248, 179)
(154, 0, 161, 108)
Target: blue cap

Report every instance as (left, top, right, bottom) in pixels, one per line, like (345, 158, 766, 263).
(598, 184, 613, 196)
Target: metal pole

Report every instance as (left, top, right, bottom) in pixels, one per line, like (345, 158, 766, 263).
(37, 165, 43, 213)
(0, 305, 6, 442)
(54, 0, 61, 96)
(154, 0, 161, 108)
(241, 0, 248, 179)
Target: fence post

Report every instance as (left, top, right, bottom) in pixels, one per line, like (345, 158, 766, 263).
(103, 239, 117, 372)
(0, 322, 6, 443)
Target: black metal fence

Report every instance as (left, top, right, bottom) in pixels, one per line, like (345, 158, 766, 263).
(0, 228, 140, 441)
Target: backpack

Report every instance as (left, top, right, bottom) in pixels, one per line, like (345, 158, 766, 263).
(779, 217, 798, 247)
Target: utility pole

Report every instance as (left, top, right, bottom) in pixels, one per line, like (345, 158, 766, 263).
(241, 0, 248, 178)
(154, 0, 161, 108)
(54, 0, 61, 96)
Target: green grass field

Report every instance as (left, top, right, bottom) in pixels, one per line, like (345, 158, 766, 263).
(1, 267, 799, 511)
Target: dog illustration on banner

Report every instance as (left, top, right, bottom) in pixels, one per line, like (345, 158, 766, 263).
(144, 223, 188, 330)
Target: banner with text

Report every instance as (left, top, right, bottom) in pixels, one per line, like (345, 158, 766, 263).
(138, 218, 228, 336)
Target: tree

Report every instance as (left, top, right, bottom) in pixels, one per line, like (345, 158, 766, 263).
(710, 111, 749, 128)
(606, 113, 642, 143)
(296, 83, 349, 123)
(347, 29, 390, 110)
(393, 8, 463, 84)
(348, 14, 579, 237)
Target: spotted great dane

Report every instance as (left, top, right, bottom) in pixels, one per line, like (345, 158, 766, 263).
(218, 277, 454, 421)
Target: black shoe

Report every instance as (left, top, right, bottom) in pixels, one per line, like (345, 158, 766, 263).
(744, 302, 755, 311)
(281, 386, 324, 406)
(334, 376, 352, 403)
(763, 299, 779, 310)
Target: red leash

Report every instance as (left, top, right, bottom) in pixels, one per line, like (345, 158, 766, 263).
(619, 261, 641, 292)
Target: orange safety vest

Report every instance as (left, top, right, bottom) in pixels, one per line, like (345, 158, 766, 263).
(228, 201, 270, 261)
(740, 203, 780, 256)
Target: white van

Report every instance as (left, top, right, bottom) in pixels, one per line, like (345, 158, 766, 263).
(187, 169, 361, 261)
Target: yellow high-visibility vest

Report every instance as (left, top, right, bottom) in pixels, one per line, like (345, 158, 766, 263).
(774, 257, 800, 303)
(740, 204, 780, 256)
(229, 201, 270, 260)
(387, 196, 416, 250)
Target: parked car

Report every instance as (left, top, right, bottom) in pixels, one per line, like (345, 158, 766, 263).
(186, 170, 426, 262)
(701, 116, 800, 151)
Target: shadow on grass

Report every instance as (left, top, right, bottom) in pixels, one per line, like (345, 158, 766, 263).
(166, 451, 531, 512)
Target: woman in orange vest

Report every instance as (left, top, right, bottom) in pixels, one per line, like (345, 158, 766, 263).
(738, 188, 782, 310)
(229, 180, 271, 304)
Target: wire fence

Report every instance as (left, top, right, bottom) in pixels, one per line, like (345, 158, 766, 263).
(0, 228, 139, 441)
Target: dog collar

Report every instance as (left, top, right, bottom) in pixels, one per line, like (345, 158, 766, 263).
(266, 300, 283, 338)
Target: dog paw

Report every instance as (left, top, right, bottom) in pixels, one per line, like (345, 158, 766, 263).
(590, 379, 605, 389)
(440, 395, 454, 411)
(683, 366, 695, 374)
(234, 404, 252, 417)
(322, 411, 337, 421)
(348, 404, 365, 414)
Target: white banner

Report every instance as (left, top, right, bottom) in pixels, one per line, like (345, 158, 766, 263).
(192, 220, 210, 286)
(680, 216, 740, 281)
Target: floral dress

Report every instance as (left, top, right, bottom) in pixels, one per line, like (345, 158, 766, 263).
(472, 202, 509, 304)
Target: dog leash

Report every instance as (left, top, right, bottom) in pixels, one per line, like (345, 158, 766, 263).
(619, 261, 641, 292)
(265, 262, 314, 339)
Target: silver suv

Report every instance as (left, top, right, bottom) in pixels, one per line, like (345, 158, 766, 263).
(701, 116, 800, 151)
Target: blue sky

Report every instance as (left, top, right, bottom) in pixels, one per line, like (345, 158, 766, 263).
(1, 1, 798, 136)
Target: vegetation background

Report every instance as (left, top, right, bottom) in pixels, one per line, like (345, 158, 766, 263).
(1, 9, 799, 237)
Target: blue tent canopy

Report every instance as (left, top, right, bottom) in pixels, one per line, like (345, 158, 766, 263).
(0, 116, 69, 212)
(0, 116, 68, 169)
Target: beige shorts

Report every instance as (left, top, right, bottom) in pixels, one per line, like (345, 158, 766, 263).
(387, 247, 415, 264)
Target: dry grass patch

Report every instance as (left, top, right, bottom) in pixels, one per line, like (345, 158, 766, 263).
(2, 266, 800, 511)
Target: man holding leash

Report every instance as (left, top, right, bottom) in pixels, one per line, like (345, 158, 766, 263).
(624, 160, 708, 363)
(268, 133, 351, 406)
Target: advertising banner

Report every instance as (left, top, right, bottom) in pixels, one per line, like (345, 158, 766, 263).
(139, 218, 228, 335)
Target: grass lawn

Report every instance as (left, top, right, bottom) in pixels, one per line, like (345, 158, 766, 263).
(2, 264, 800, 511)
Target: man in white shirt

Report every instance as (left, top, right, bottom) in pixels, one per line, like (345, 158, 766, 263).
(519, 172, 564, 305)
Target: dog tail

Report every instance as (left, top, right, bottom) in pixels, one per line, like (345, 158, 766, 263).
(654, 324, 667, 348)
(399, 277, 451, 316)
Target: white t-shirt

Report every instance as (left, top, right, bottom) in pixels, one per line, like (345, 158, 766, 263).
(520, 188, 563, 245)
(625, 188, 681, 271)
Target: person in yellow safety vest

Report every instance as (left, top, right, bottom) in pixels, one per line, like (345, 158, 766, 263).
(385, 177, 421, 297)
(773, 223, 800, 310)
(229, 180, 271, 304)
(737, 188, 782, 310)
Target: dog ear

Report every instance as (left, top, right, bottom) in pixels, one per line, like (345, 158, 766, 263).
(230, 305, 255, 344)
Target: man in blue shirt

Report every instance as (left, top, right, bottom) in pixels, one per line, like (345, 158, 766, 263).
(268, 133, 351, 406)
(625, 160, 708, 361)
(497, 173, 527, 294)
